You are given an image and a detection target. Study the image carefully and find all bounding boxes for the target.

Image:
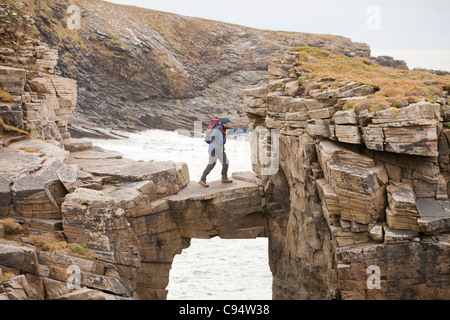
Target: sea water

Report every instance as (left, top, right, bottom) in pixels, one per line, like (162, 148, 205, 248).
(88, 129, 273, 300)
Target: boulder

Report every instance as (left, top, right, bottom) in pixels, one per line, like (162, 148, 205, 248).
(69, 147, 189, 197)
(383, 226, 419, 244)
(308, 107, 331, 120)
(63, 139, 93, 152)
(336, 84, 377, 98)
(56, 164, 78, 193)
(285, 80, 299, 96)
(334, 109, 358, 125)
(369, 223, 384, 242)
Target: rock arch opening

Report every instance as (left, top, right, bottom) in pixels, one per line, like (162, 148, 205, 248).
(166, 237, 272, 300)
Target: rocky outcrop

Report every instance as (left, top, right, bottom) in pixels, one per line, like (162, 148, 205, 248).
(0, 139, 68, 219)
(413, 68, 450, 77)
(1, 0, 377, 135)
(245, 48, 450, 299)
(0, 5, 267, 299)
(2, 0, 449, 302)
(0, 134, 266, 299)
(370, 55, 408, 70)
(0, 4, 77, 142)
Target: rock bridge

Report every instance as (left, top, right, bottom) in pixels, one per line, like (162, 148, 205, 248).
(0, 138, 268, 300)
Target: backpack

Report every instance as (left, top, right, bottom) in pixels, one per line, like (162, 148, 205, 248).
(205, 119, 221, 144)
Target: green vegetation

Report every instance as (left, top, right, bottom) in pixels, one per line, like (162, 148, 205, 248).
(298, 76, 307, 85)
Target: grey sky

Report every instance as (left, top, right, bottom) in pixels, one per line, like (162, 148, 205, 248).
(104, 0, 450, 70)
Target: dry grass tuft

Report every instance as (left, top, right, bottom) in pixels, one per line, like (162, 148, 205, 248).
(2, 218, 24, 234)
(0, 86, 14, 103)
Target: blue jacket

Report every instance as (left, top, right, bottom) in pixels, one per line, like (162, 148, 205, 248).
(208, 123, 249, 153)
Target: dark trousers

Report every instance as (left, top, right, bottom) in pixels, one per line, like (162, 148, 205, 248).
(201, 150, 229, 181)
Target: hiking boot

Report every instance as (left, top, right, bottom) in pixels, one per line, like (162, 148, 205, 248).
(222, 178, 233, 184)
(198, 180, 209, 188)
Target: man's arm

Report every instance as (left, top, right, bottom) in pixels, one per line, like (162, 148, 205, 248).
(227, 128, 251, 136)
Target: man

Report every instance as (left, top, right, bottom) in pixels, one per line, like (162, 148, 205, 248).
(199, 117, 249, 188)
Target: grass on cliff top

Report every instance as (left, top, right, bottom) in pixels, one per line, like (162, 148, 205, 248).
(295, 47, 450, 108)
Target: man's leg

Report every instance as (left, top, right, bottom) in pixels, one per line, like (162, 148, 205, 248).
(219, 151, 233, 183)
(220, 151, 229, 179)
(200, 150, 218, 183)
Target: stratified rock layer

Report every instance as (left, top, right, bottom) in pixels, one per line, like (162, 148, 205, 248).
(0, 6, 267, 299)
(0, 4, 77, 142)
(245, 48, 450, 300)
(1, 0, 376, 135)
(0, 137, 266, 300)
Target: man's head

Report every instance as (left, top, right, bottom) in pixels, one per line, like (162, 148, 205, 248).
(220, 117, 231, 128)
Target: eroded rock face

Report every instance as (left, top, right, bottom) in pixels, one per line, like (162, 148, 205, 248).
(1, 0, 376, 135)
(317, 141, 388, 225)
(0, 4, 77, 142)
(0, 136, 267, 300)
(0, 139, 69, 219)
(168, 179, 265, 239)
(2, 1, 449, 301)
(0, 2, 268, 301)
(245, 49, 450, 300)
(0, 12, 267, 297)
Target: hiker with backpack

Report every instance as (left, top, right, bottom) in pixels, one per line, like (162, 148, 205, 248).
(199, 117, 249, 188)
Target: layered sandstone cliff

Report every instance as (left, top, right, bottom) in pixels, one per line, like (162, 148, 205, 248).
(0, 3, 266, 299)
(245, 48, 450, 299)
(1, 0, 388, 137)
(0, 3, 77, 143)
(1, 1, 449, 301)
(0, 136, 266, 299)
